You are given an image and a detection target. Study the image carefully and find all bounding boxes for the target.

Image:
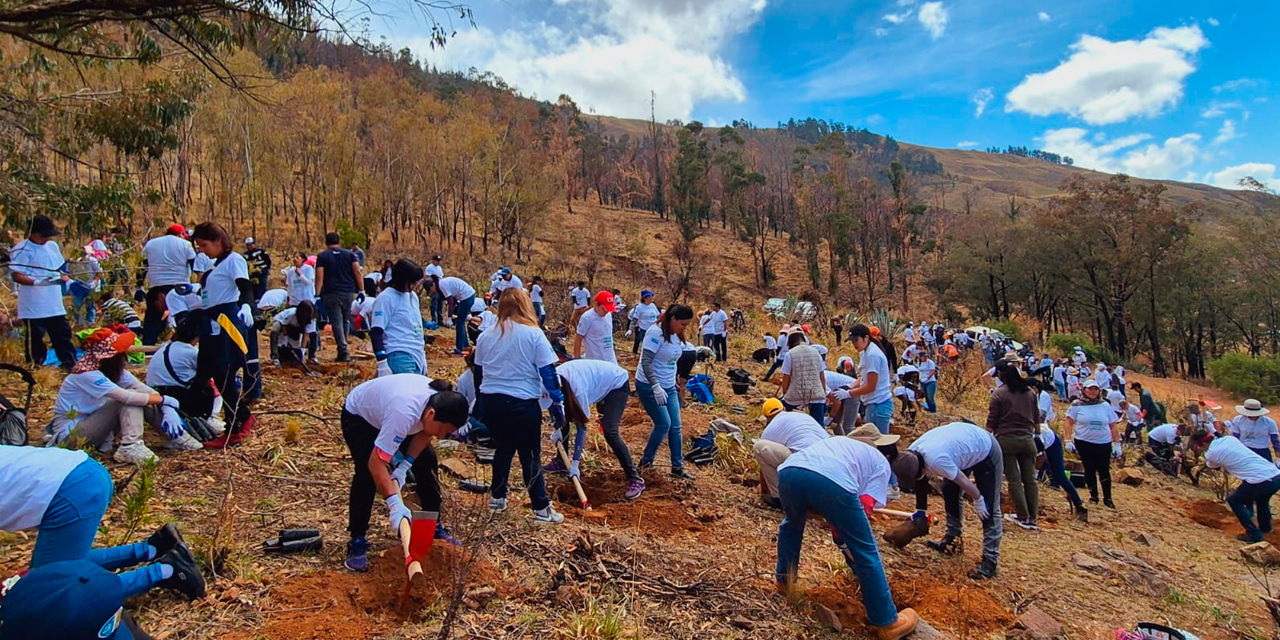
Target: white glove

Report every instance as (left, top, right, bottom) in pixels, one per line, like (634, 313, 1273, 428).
(972, 495, 991, 521)
(831, 389, 852, 401)
(550, 428, 564, 444)
(1065, 441, 1077, 454)
(376, 359, 392, 378)
(161, 395, 181, 410)
(390, 459, 412, 490)
(625, 330, 633, 339)
(386, 494, 411, 533)
(652, 386, 668, 407)
(569, 460, 581, 478)
(1111, 442, 1123, 459)
(238, 303, 253, 327)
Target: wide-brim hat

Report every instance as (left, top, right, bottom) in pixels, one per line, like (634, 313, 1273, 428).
(849, 424, 900, 447)
(1237, 399, 1271, 417)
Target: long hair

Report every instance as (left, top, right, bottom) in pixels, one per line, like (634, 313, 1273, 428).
(99, 353, 126, 383)
(496, 287, 539, 336)
(661, 304, 694, 342)
(997, 360, 1032, 393)
(191, 222, 233, 258)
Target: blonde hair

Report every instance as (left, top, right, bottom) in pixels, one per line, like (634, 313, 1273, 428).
(497, 287, 539, 335)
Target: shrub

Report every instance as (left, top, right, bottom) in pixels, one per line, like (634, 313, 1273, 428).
(1207, 354, 1280, 404)
(1045, 333, 1113, 363)
(985, 319, 1021, 341)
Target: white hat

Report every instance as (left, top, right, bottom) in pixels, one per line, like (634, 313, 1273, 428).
(813, 344, 829, 357)
(1083, 379, 1100, 389)
(896, 365, 919, 376)
(1237, 399, 1271, 418)
(245, 237, 255, 245)
(849, 424, 900, 447)
(1074, 346, 1083, 351)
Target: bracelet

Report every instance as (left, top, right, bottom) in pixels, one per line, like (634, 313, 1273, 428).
(403, 455, 415, 465)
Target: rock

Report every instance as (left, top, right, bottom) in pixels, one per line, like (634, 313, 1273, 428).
(609, 533, 638, 551)
(730, 615, 754, 630)
(463, 586, 496, 610)
(1115, 468, 1145, 486)
(1241, 542, 1280, 566)
(435, 439, 461, 453)
(1134, 532, 1159, 546)
(555, 584, 584, 608)
(1063, 459, 1084, 472)
(813, 603, 842, 632)
(1071, 553, 1110, 573)
(1072, 545, 1172, 597)
(1007, 605, 1066, 640)
(439, 457, 473, 478)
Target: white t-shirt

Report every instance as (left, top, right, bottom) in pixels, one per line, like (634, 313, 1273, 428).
(475, 322, 558, 400)
(764, 335, 778, 351)
(825, 371, 856, 393)
(984, 367, 1004, 388)
(778, 437, 891, 506)
(274, 307, 318, 349)
(146, 342, 198, 388)
(1124, 404, 1143, 425)
(709, 310, 728, 334)
(761, 412, 829, 452)
(343, 374, 440, 460)
(699, 315, 713, 336)
(1114, 366, 1127, 384)
(858, 342, 892, 404)
(1095, 369, 1112, 390)
(1107, 389, 1126, 413)
(631, 303, 660, 332)
(456, 368, 476, 408)
(1207, 435, 1280, 484)
(425, 263, 444, 279)
(351, 295, 375, 327)
(1053, 366, 1066, 384)
(893, 386, 917, 402)
(165, 285, 202, 327)
(471, 298, 487, 314)
(908, 422, 994, 481)
(436, 277, 475, 300)
(192, 253, 213, 274)
(576, 309, 617, 364)
(257, 288, 288, 310)
(904, 327, 916, 343)
(0, 446, 90, 531)
(1038, 423, 1058, 449)
(570, 287, 590, 309)
(8, 239, 66, 319)
(1232, 415, 1280, 450)
(55, 370, 141, 432)
(490, 275, 523, 294)
(1038, 390, 1055, 424)
(143, 235, 196, 287)
(917, 358, 938, 384)
(201, 253, 248, 309)
(477, 309, 498, 333)
(373, 289, 426, 373)
(556, 359, 629, 419)
(285, 264, 315, 306)
(1066, 402, 1118, 445)
(635, 325, 684, 389)
(1148, 424, 1179, 445)
(530, 284, 544, 304)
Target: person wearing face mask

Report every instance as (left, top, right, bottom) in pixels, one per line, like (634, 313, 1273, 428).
(1064, 380, 1122, 509)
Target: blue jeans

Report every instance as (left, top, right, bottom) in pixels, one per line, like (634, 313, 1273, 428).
(35, 460, 164, 598)
(776, 467, 899, 627)
(1053, 381, 1067, 400)
(636, 381, 683, 470)
(1043, 436, 1083, 508)
(865, 400, 894, 434)
(764, 358, 783, 381)
(1229, 475, 1280, 541)
(533, 302, 546, 329)
(430, 292, 444, 326)
(922, 381, 937, 413)
(454, 295, 474, 351)
(808, 402, 827, 423)
(386, 351, 423, 375)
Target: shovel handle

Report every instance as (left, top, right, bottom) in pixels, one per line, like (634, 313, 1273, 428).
(398, 519, 424, 584)
(556, 440, 591, 511)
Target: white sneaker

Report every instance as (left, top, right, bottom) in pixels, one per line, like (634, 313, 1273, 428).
(165, 433, 203, 451)
(533, 506, 564, 524)
(886, 487, 902, 501)
(97, 439, 115, 454)
(489, 497, 507, 513)
(114, 443, 158, 465)
(206, 418, 226, 436)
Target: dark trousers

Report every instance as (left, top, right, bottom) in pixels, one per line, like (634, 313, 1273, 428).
(321, 292, 353, 359)
(917, 434, 1003, 571)
(1251, 447, 1275, 462)
(154, 384, 215, 419)
(430, 292, 444, 326)
(1075, 440, 1113, 503)
(142, 285, 175, 345)
(558, 384, 638, 481)
(23, 315, 76, 368)
(1229, 475, 1280, 541)
(252, 280, 267, 304)
(833, 328, 843, 346)
(712, 334, 727, 362)
(194, 313, 250, 432)
(483, 393, 551, 510)
(341, 409, 441, 539)
(632, 332, 644, 354)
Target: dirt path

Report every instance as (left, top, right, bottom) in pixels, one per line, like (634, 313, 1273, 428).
(1127, 371, 1242, 416)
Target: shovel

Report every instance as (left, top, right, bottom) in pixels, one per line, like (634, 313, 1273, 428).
(555, 440, 591, 511)
(397, 510, 436, 601)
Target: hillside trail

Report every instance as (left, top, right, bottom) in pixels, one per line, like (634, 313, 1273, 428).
(1127, 370, 1242, 416)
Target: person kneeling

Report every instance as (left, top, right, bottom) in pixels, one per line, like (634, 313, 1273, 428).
(1203, 432, 1280, 543)
(753, 398, 829, 509)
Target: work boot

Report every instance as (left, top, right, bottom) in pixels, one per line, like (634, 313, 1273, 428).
(926, 534, 959, 555)
(1238, 533, 1264, 543)
(1074, 505, 1089, 523)
(876, 608, 919, 640)
(624, 478, 645, 501)
(113, 443, 158, 465)
(434, 523, 461, 546)
(147, 523, 186, 559)
(156, 543, 206, 600)
(344, 537, 369, 572)
(762, 496, 782, 510)
(968, 561, 998, 580)
(533, 506, 564, 524)
(1103, 498, 1116, 510)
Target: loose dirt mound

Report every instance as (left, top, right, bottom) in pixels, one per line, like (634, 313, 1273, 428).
(1185, 499, 1237, 532)
(550, 471, 709, 536)
(807, 570, 1013, 638)
(247, 544, 504, 640)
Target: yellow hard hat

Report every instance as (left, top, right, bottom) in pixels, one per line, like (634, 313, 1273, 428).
(762, 398, 785, 418)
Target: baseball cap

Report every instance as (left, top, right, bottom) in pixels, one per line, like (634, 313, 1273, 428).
(431, 255, 442, 261)
(641, 289, 654, 299)
(594, 291, 617, 312)
(244, 237, 255, 245)
(167, 223, 187, 237)
(0, 559, 136, 640)
(1083, 379, 1101, 389)
(498, 267, 511, 276)
(762, 398, 785, 418)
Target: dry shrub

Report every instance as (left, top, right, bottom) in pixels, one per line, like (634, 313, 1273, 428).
(937, 352, 990, 411)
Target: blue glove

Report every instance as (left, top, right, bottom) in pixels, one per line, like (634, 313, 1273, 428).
(549, 403, 567, 432)
(386, 494, 411, 533)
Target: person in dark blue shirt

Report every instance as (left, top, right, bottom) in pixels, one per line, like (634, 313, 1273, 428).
(314, 232, 362, 362)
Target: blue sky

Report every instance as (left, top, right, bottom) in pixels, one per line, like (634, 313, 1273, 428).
(365, 0, 1278, 190)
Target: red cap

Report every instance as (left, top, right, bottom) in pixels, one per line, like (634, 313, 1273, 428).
(594, 291, 617, 312)
(167, 223, 187, 237)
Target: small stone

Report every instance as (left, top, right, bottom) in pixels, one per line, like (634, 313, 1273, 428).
(1241, 542, 1280, 566)
(463, 586, 496, 610)
(1115, 468, 1145, 486)
(1134, 532, 1159, 546)
(1071, 553, 1110, 573)
(1008, 604, 1066, 640)
(813, 604, 842, 632)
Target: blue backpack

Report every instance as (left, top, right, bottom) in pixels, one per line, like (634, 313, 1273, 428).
(686, 374, 715, 404)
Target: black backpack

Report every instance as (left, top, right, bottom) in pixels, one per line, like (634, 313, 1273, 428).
(0, 364, 36, 446)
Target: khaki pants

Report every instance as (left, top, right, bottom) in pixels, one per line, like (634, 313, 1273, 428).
(72, 400, 162, 448)
(753, 440, 793, 499)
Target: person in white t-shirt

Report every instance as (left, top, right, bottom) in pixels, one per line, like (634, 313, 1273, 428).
(429, 275, 477, 354)
(545, 359, 643, 500)
(1204, 433, 1280, 543)
(1143, 423, 1183, 476)
(893, 421, 1004, 580)
(627, 290, 660, 354)
(1119, 400, 1144, 444)
(847, 324, 894, 435)
(824, 369, 859, 436)
(474, 288, 567, 524)
(146, 315, 221, 429)
(753, 399, 830, 506)
(423, 255, 445, 326)
(574, 291, 618, 364)
(284, 251, 316, 306)
(1231, 399, 1280, 461)
(9, 215, 76, 368)
(489, 267, 523, 298)
(138, 223, 197, 345)
(708, 302, 729, 362)
(529, 275, 547, 328)
(476, 299, 499, 334)
(916, 351, 939, 413)
(636, 304, 697, 480)
(372, 260, 427, 377)
(1064, 380, 1121, 508)
(903, 323, 916, 347)
(339, 375, 470, 571)
(569, 281, 591, 327)
(269, 301, 318, 371)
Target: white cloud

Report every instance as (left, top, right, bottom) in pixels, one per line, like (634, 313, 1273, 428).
(956, 140, 979, 148)
(875, 27, 889, 37)
(866, 113, 886, 127)
(1038, 11, 1051, 22)
(412, 0, 764, 121)
(1213, 77, 1257, 93)
(1005, 25, 1208, 125)
(1200, 100, 1241, 118)
(1207, 17, 1220, 26)
(1040, 128, 1202, 179)
(917, 2, 949, 39)
(883, 11, 909, 24)
(1203, 163, 1280, 191)
(970, 87, 994, 117)
(1213, 119, 1240, 145)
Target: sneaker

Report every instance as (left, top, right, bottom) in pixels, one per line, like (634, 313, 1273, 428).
(533, 506, 564, 524)
(434, 523, 461, 546)
(1103, 499, 1116, 510)
(1074, 506, 1089, 523)
(114, 443, 158, 465)
(165, 433, 204, 451)
(156, 542, 206, 600)
(206, 417, 226, 436)
(1238, 533, 1264, 543)
(489, 497, 508, 513)
(1017, 519, 1039, 531)
(344, 537, 369, 572)
(473, 447, 496, 464)
(96, 439, 115, 454)
(1004, 514, 1022, 524)
(271, 358, 281, 368)
(624, 478, 645, 501)
(147, 523, 186, 559)
(451, 349, 466, 357)
(543, 458, 568, 475)
(670, 467, 696, 481)
(876, 608, 919, 640)
(886, 487, 902, 501)
(637, 461, 655, 472)
(306, 358, 320, 366)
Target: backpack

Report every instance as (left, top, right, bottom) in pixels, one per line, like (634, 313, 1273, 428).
(686, 375, 715, 404)
(0, 364, 36, 446)
(685, 431, 719, 466)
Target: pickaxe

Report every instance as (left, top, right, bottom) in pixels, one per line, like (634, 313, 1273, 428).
(397, 510, 436, 602)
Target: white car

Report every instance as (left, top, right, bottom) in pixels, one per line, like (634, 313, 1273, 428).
(762, 298, 816, 321)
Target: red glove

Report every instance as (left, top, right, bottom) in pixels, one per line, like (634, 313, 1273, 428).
(859, 494, 876, 516)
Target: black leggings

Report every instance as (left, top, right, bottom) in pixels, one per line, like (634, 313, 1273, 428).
(483, 393, 551, 511)
(341, 409, 441, 539)
(1075, 440, 1113, 502)
(194, 323, 249, 432)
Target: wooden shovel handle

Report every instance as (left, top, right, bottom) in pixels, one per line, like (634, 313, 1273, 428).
(398, 519, 424, 584)
(556, 440, 591, 510)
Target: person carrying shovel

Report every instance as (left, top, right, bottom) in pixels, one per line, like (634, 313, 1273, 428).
(340, 375, 470, 572)
(543, 358, 645, 501)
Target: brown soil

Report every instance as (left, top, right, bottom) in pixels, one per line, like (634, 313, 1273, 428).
(550, 470, 708, 536)
(806, 569, 1014, 638)
(1185, 499, 1238, 532)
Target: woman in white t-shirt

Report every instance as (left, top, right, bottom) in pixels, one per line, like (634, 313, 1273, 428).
(47, 329, 196, 463)
(529, 275, 546, 329)
(190, 222, 258, 448)
(430, 275, 477, 354)
(1064, 380, 1121, 509)
(916, 351, 939, 413)
(1029, 379, 1087, 522)
(636, 304, 697, 480)
(284, 251, 315, 306)
(846, 324, 894, 435)
(473, 288, 566, 524)
(372, 259, 426, 377)
(270, 301, 318, 370)
(628, 290, 660, 354)
(546, 359, 643, 500)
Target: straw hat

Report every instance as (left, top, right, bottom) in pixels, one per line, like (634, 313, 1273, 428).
(849, 424, 900, 447)
(1237, 399, 1270, 418)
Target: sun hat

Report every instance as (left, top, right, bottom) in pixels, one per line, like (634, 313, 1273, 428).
(1237, 399, 1270, 417)
(593, 291, 617, 312)
(850, 423, 900, 447)
(762, 398, 785, 418)
(1083, 379, 1101, 389)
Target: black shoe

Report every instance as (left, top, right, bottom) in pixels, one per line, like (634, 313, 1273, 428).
(146, 523, 185, 559)
(968, 563, 997, 580)
(1074, 505, 1089, 523)
(670, 467, 696, 481)
(1089, 496, 1099, 504)
(1238, 533, 1264, 543)
(926, 535, 959, 555)
(156, 543, 206, 600)
(1103, 499, 1116, 510)
(762, 496, 782, 510)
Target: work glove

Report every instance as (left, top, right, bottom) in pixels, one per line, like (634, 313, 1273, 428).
(652, 385, 669, 407)
(972, 495, 991, 521)
(390, 459, 412, 491)
(1111, 442, 1123, 459)
(569, 460, 581, 479)
(549, 403, 567, 432)
(238, 303, 253, 327)
(625, 330, 633, 339)
(159, 404, 185, 439)
(376, 359, 392, 378)
(549, 427, 564, 445)
(831, 389, 852, 401)
(1065, 440, 1077, 455)
(134, 287, 146, 302)
(161, 396, 181, 411)
(386, 494, 411, 533)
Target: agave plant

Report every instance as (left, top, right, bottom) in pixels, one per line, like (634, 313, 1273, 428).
(870, 309, 905, 341)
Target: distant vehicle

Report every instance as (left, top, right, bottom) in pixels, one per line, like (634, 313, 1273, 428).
(964, 326, 1024, 351)
(762, 298, 817, 321)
